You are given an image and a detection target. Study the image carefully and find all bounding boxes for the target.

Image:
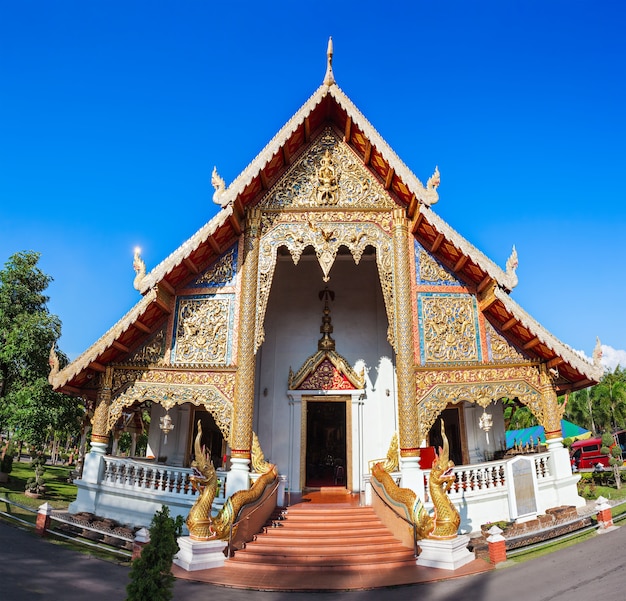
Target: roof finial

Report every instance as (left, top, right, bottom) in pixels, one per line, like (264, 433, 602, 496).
(324, 36, 335, 87)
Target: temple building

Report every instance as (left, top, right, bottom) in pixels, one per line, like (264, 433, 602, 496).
(50, 41, 603, 533)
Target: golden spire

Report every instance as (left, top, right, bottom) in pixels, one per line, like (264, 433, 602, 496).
(318, 287, 336, 351)
(323, 36, 335, 87)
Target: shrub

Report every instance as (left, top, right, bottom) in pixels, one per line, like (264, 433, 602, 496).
(126, 506, 184, 601)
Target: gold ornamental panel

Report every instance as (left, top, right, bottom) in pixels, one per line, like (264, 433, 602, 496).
(173, 296, 233, 365)
(125, 325, 167, 365)
(485, 320, 527, 363)
(414, 364, 564, 442)
(419, 293, 480, 363)
(418, 249, 458, 284)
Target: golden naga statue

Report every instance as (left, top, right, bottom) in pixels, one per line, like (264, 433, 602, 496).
(186, 421, 278, 541)
(427, 420, 461, 539)
(372, 420, 461, 540)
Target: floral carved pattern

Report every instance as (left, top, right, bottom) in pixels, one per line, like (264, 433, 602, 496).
(259, 128, 397, 211)
(297, 358, 355, 390)
(173, 296, 232, 365)
(191, 245, 237, 289)
(420, 294, 480, 363)
(126, 325, 167, 365)
(418, 249, 458, 284)
(107, 382, 232, 437)
(485, 320, 527, 363)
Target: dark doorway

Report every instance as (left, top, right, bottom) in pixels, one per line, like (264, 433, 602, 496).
(188, 409, 226, 469)
(428, 408, 463, 467)
(305, 401, 347, 488)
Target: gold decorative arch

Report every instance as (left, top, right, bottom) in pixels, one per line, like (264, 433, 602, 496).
(255, 218, 395, 351)
(106, 382, 233, 438)
(415, 364, 562, 442)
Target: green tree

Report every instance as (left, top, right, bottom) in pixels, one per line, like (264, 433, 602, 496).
(592, 367, 626, 432)
(126, 506, 183, 601)
(565, 388, 597, 434)
(0, 251, 79, 448)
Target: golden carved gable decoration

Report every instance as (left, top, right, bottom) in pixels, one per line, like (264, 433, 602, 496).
(418, 249, 459, 284)
(485, 320, 527, 363)
(125, 325, 167, 365)
(288, 350, 365, 390)
(259, 128, 397, 211)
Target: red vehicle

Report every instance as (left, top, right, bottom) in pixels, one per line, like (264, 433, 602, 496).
(570, 431, 626, 470)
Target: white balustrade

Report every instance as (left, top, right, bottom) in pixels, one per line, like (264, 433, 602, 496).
(422, 452, 551, 503)
(101, 456, 228, 503)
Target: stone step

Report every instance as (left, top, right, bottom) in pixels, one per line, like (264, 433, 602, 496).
(230, 501, 416, 571)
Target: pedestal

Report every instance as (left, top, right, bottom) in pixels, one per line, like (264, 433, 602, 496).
(416, 535, 475, 570)
(174, 537, 228, 571)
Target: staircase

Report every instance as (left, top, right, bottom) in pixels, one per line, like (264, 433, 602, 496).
(227, 500, 416, 571)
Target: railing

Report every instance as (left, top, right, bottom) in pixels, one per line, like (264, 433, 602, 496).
(101, 456, 228, 504)
(369, 475, 418, 557)
(422, 452, 551, 502)
(227, 476, 280, 557)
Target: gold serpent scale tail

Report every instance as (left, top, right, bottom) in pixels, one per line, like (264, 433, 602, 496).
(186, 421, 279, 541)
(370, 420, 461, 541)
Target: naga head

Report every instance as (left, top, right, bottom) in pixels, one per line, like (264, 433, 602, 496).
(190, 420, 216, 485)
(430, 419, 456, 486)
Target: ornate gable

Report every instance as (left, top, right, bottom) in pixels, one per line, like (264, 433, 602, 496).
(259, 128, 398, 211)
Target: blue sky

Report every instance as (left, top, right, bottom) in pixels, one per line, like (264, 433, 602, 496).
(1, 1, 625, 369)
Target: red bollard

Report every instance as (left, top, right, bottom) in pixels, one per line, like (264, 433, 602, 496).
(486, 525, 507, 564)
(35, 502, 52, 537)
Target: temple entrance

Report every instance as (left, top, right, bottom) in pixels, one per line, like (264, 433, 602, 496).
(305, 400, 347, 488)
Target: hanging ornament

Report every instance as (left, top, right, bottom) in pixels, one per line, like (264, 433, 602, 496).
(479, 409, 493, 444)
(160, 412, 174, 445)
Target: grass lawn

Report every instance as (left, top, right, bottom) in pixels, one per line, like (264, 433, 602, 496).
(0, 460, 77, 524)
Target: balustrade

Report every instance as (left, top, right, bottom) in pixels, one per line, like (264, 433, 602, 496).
(101, 456, 228, 503)
(422, 452, 551, 502)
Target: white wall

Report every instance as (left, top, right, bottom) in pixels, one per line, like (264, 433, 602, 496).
(255, 252, 397, 492)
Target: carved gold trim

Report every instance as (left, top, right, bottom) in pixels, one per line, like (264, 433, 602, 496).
(107, 381, 233, 438)
(288, 350, 365, 390)
(256, 216, 396, 351)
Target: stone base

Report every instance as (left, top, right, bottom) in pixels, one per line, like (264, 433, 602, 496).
(173, 537, 228, 571)
(416, 535, 475, 570)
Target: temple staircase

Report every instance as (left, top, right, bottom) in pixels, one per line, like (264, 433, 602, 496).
(227, 496, 416, 571)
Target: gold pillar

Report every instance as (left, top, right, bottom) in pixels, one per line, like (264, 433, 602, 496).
(392, 209, 419, 457)
(231, 208, 262, 460)
(91, 367, 113, 446)
(539, 364, 564, 439)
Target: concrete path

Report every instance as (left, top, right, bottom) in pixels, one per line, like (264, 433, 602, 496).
(1, 519, 624, 600)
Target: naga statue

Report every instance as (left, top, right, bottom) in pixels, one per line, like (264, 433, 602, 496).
(371, 419, 460, 540)
(186, 421, 278, 541)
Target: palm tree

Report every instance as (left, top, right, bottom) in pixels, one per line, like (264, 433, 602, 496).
(591, 367, 626, 432)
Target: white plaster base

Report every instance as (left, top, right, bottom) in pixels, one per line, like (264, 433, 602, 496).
(416, 535, 475, 570)
(174, 537, 228, 571)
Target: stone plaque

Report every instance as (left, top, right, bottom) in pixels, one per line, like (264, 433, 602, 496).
(507, 456, 538, 519)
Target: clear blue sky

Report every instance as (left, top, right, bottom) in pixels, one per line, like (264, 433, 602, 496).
(1, 1, 625, 368)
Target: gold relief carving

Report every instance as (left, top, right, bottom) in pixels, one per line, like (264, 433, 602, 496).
(415, 364, 547, 442)
(126, 326, 167, 365)
(194, 247, 237, 287)
(539, 363, 565, 434)
(107, 382, 233, 437)
(260, 128, 396, 211)
(256, 218, 396, 350)
(175, 298, 230, 365)
(314, 149, 340, 205)
(419, 250, 457, 283)
(485, 321, 526, 363)
(421, 295, 479, 363)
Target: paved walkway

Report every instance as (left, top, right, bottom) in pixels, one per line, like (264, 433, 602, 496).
(2, 514, 625, 601)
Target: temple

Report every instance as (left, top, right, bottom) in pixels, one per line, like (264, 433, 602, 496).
(50, 40, 603, 534)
